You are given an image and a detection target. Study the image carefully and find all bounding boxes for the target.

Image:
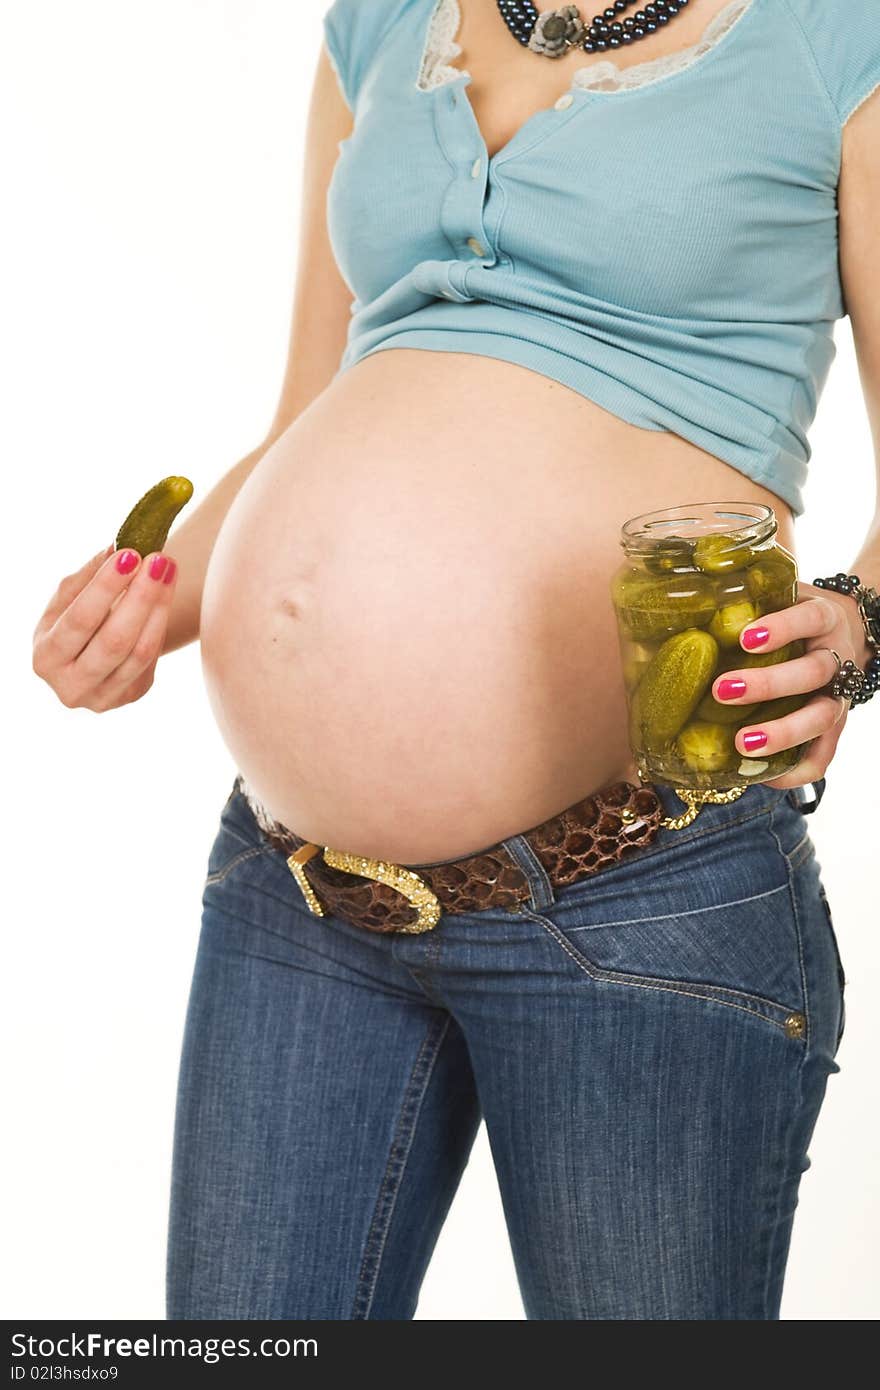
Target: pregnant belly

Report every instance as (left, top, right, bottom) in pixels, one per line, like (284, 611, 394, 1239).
(199, 349, 795, 863)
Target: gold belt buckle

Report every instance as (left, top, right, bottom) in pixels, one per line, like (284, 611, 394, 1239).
(286, 843, 442, 934)
(636, 769, 750, 829)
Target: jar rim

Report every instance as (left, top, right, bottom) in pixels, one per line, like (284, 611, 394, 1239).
(620, 500, 775, 547)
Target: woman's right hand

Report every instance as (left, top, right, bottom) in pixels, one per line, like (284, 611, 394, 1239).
(32, 545, 179, 712)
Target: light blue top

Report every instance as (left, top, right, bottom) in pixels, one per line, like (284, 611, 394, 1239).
(322, 0, 880, 517)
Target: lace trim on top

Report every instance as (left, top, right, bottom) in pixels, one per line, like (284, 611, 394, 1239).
(418, 0, 466, 91)
(417, 0, 754, 95)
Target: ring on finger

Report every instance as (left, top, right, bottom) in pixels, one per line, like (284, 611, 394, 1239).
(824, 647, 867, 703)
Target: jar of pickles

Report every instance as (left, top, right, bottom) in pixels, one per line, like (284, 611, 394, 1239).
(611, 502, 814, 792)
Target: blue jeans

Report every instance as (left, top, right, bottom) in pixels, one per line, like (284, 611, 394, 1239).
(166, 775, 845, 1320)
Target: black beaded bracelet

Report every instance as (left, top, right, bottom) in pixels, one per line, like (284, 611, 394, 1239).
(811, 572, 880, 705)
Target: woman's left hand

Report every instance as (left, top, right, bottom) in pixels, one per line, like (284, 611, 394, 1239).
(709, 583, 870, 789)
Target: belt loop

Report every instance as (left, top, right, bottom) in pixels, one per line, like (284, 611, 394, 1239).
(786, 777, 826, 815)
(503, 834, 556, 910)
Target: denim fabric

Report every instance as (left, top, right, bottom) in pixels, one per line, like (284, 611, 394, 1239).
(166, 774, 845, 1320)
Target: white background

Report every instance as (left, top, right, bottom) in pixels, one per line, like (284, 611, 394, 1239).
(3, 2, 877, 1320)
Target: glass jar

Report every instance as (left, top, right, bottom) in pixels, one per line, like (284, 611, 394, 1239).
(610, 502, 814, 792)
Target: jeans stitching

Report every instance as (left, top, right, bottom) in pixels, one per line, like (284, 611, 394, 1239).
(203, 845, 269, 886)
(559, 879, 790, 933)
(504, 833, 555, 910)
(399, 962, 447, 1007)
(519, 904, 802, 1034)
(783, 828, 812, 867)
(351, 1012, 451, 1318)
(768, 801, 812, 1050)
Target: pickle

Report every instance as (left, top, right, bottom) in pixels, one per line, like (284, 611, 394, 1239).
(629, 628, 719, 753)
(693, 534, 759, 574)
(707, 599, 761, 649)
(674, 720, 738, 773)
(712, 571, 751, 605)
(745, 552, 797, 605)
(611, 569, 718, 643)
(642, 536, 695, 575)
(753, 587, 798, 620)
(115, 475, 194, 555)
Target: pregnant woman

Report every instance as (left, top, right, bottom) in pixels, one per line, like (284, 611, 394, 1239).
(33, 0, 880, 1320)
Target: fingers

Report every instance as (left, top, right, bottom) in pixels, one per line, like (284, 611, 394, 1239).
(71, 553, 177, 687)
(733, 690, 847, 763)
(712, 589, 856, 707)
(34, 547, 151, 670)
(709, 588, 856, 790)
(712, 645, 844, 705)
(33, 543, 116, 640)
(760, 718, 847, 791)
(85, 586, 173, 711)
(737, 592, 846, 654)
(33, 549, 178, 708)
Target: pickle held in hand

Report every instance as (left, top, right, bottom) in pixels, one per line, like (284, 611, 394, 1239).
(115, 475, 194, 557)
(611, 503, 814, 791)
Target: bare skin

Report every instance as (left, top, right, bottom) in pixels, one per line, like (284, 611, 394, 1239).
(33, 3, 880, 865)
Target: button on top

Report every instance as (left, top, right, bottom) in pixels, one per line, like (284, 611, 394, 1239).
(470, 157, 482, 179)
(554, 93, 574, 111)
(466, 236, 486, 257)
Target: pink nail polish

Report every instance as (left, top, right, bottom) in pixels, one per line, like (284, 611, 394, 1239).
(162, 558, 177, 585)
(149, 555, 168, 581)
(742, 730, 768, 751)
(742, 626, 770, 650)
(716, 678, 748, 701)
(115, 549, 139, 575)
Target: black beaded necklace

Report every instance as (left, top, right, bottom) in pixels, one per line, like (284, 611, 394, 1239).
(496, 0, 693, 57)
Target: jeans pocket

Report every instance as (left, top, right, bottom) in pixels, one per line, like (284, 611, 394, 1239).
(521, 805, 808, 1041)
(525, 888, 807, 1041)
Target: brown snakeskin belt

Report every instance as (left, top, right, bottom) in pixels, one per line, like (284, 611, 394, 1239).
(236, 774, 667, 935)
